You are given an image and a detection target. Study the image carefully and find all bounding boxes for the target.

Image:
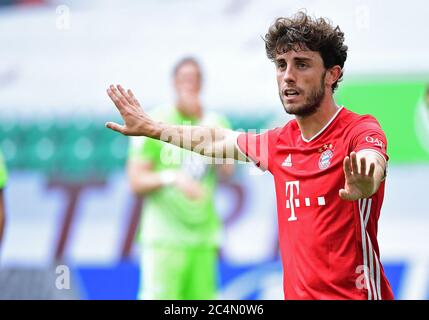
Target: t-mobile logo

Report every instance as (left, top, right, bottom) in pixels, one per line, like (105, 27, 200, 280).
(285, 181, 326, 222)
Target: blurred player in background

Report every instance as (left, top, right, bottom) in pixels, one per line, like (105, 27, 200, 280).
(107, 12, 393, 300)
(0, 150, 7, 247)
(127, 57, 233, 300)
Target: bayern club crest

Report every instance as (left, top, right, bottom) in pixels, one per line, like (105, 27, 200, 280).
(319, 149, 333, 170)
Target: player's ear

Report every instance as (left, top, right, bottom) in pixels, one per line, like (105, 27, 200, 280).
(325, 65, 342, 89)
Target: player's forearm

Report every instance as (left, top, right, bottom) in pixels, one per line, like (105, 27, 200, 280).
(129, 169, 180, 195)
(371, 160, 386, 194)
(356, 151, 386, 195)
(129, 173, 164, 195)
(153, 123, 240, 160)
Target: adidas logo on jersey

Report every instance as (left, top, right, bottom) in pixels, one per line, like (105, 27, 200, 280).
(282, 154, 292, 167)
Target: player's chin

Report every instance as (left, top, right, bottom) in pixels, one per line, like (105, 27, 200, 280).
(283, 103, 302, 115)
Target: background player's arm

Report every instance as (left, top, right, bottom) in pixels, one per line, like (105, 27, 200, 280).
(106, 85, 247, 162)
(127, 159, 166, 195)
(127, 159, 204, 200)
(339, 150, 386, 201)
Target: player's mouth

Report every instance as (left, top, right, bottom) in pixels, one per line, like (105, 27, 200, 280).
(283, 88, 300, 101)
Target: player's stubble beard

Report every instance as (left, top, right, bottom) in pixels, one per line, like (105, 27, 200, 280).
(280, 70, 327, 117)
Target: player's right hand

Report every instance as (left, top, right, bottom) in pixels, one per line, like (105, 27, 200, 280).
(339, 151, 377, 201)
(105, 84, 159, 137)
(174, 172, 204, 201)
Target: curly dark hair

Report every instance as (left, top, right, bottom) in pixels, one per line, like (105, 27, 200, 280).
(264, 11, 348, 92)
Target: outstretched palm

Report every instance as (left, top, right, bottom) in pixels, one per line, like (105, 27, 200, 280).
(339, 152, 376, 201)
(106, 84, 157, 137)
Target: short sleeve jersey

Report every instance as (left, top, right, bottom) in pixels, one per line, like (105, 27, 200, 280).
(236, 107, 394, 300)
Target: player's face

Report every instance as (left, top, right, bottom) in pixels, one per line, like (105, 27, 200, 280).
(275, 48, 327, 117)
(174, 62, 202, 96)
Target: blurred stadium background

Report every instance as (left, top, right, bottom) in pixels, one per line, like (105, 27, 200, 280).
(0, 0, 428, 299)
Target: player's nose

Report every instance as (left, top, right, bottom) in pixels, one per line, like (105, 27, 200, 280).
(283, 65, 296, 83)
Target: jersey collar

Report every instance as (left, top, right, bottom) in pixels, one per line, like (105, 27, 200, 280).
(301, 106, 344, 143)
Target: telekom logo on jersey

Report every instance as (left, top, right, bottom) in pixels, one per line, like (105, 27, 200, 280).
(285, 181, 326, 221)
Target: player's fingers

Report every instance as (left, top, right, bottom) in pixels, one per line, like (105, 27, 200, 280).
(108, 84, 122, 99)
(105, 121, 126, 135)
(350, 152, 359, 174)
(116, 84, 130, 100)
(107, 86, 124, 105)
(127, 89, 142, 108)
(368, 162, 375, 177)
(343, 156, 352, 178)
(106, 87, 119, 104)
(109, 84, 130, 107)
(106, 88, 126, 115)
(117, 85, 136, 107)
(360, 156, 367, 175)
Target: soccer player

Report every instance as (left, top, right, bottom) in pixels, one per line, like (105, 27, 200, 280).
(0, 150, 7, 247)
(106, 12, 394, 300)
(126, 57, 232, 300)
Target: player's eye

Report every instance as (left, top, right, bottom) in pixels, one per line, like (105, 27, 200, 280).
(277, 62, 287, 70)
(297, 62, 307, 69)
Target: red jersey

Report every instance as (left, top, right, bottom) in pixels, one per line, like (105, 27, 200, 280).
(236, 107, 394, 300)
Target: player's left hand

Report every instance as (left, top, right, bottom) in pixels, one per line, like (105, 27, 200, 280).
(339, 151, 377, 201)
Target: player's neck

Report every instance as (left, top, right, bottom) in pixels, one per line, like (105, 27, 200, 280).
(295, 95, 340, 141)
(176, 104, 203, 120)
